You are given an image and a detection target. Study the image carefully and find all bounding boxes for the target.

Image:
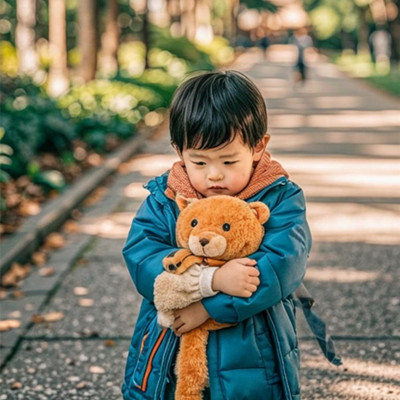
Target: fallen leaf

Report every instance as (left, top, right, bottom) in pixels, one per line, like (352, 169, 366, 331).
(31, 311, 64, 323)
(78, 298, 94, 307)
(11, 381, 22, 390)
(104, 339, 116, 347)
(31, 251, 47, 266)
(12, 290, 24, 299)
(64, 220, 80, 233)
(74, 287, 89, 296)
(38, 267, 56, 277)
(18, 200, 41, 216)
(44, 232, 66, 249)
(31, 315, 45, 323)
(86, 153, 103, 167)
(8, 310, 21, 318)
(76, 381, 87, 390)
(0, 319, 21, 332)
(83, 187, 107, 206)
(1, 263, 31, 287)
(89, 365, 105, 374)
(76, 258, 89, 266)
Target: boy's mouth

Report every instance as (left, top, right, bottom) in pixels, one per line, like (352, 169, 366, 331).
(209, 186, 226, 190)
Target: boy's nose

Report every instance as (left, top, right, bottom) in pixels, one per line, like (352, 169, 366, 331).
(208, 171, 223, 181)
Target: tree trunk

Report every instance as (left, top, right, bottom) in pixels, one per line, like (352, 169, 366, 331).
(143, 0, 150, 69)
(194, 0, 213, 44)
(77, 0, 98, 82)
(229, 0, 239, 45)
(388, 5, 400, 62)
(100, 0, 119, 76)
(48, 0, 69, 96)
(180, 0, 196, 40)
(167, 0, 182, 36)
(357, 6, 370, 53)
(15, 0, 38, 75)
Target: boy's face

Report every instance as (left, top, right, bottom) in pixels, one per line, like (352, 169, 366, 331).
(177, 135, 270, 198)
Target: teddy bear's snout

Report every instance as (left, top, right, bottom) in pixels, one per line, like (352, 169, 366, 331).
(188, 233, 227, 257)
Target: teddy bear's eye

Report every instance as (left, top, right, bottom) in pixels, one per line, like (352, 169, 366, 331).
(191, 219, 198, 227)
(222, 223, 230, 231)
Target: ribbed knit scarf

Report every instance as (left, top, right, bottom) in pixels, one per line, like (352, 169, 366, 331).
(165, 151, 289, 201)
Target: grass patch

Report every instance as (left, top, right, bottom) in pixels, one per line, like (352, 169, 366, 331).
(329, 50, 400, 97)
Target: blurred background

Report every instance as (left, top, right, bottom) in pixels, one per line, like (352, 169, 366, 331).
(0, 0, 399, 237)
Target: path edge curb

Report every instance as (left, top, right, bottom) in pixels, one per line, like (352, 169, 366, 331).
(0, 129, 149, 279)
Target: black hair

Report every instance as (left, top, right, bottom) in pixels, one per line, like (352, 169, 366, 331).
(169, 70, 268, 152)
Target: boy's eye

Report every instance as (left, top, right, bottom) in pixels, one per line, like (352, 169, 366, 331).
(222, 223, 230, 231)
(191, 219, 198, 227)
(224, 161, 238, 165)
(193, 161, 206, 166)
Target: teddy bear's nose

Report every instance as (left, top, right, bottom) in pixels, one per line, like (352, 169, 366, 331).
(200, 238, 209, 247)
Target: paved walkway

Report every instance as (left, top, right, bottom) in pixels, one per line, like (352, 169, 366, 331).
(1, 48, 399, 399)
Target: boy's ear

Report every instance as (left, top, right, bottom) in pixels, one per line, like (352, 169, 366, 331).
(253, 134, 270, 161)
(249, 202, 270, 224)
(176, 196, 198, 211)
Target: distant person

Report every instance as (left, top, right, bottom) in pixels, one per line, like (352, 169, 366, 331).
(370, 27, 392, 74)
(289, 27, 313, 83)
(256, 27, 270, 58)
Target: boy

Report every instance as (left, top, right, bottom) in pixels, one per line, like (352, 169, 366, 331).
(122, 70, 312, 400)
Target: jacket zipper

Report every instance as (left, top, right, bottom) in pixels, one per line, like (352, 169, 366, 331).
(266, 310, 292, 400)
(154, 331, 179, 399)
(137, 328, 168, 392)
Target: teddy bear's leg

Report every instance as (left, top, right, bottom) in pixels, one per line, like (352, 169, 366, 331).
(175, 327, 209, 400)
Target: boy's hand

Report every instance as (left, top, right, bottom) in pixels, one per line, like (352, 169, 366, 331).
(212, 258, 260, 297)
(172, 301, 210, 336)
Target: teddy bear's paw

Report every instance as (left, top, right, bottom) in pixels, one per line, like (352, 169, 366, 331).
(157, 312, 174, 328)
(175, 393, 203, 400)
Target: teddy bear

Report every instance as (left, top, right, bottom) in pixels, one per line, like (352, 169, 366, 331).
(154, 195, 270, 400)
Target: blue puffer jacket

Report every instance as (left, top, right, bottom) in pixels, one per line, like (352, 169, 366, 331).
(121, 173, 312, 400)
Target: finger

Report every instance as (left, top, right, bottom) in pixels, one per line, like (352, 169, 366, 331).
(176, 324, 187, 336)
(248, 276, 260, 285)
(236, 258, 257, 265)
(173, 321, 185, 332)
(248, 267, 260, 276)
(242, 290, 253, 298)
(246, 284, 258, 293)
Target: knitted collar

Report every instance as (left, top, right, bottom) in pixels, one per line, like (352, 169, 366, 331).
(165, 151, 289, 201)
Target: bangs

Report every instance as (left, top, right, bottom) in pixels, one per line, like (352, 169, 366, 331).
(170, 70, 267, 152)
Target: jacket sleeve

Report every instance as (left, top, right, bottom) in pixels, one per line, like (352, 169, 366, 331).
(122, 195, 178, 303)
(202, 181, 312, 324)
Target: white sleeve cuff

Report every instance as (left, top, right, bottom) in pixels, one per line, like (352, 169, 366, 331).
(199, 267, 219, 298)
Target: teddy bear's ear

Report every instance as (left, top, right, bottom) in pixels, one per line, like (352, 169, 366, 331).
(249, 202, 270, 224)
(176, 196, 198, 211)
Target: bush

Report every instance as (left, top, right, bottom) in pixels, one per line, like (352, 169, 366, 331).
(0, 75, 76, 179)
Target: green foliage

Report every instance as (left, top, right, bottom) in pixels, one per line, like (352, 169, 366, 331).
(240, 0, 278, 13)
(0, 75, 76, 178)
(310, 6, 341, 40)
(304, 0, 370, 47)
(58, 79, 164, 148)
(152, 27, 215, 72)
(330, 51, 400, 97)
(196, 36, 235, 67)
(0, 41, 17, 77)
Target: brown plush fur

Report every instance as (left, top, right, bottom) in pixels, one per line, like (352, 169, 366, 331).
(155, 195, 270, 400)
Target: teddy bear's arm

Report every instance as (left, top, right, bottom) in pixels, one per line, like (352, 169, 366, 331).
(162, 248, 205, 274)
(154, 266, 204, 312)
